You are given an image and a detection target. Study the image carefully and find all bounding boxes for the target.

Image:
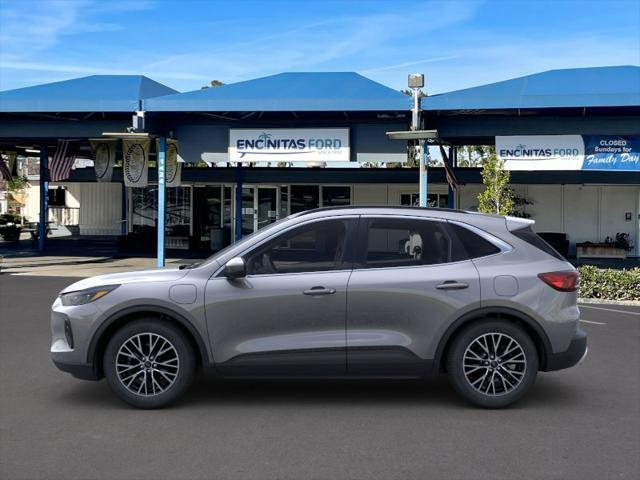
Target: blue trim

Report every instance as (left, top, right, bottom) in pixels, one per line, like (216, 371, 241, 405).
(38, 146, 48, 253)
(157, 137, 166, 268)
(235, 164, 243, 241)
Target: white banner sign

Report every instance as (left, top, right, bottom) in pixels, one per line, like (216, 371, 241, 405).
(496, 135, 585, 170)
(122, 138, 150, 187)
(90, 139, 117, 182)
(229, 128, 350, 162)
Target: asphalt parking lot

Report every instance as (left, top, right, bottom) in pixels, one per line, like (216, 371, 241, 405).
(1, 275, 638, 480)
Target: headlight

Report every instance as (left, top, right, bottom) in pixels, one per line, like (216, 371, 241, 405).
(60, 285, 119, 306)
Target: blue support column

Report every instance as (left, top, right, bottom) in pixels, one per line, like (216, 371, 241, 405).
(38, 145, 48, 253)
(235, 163, 243, 241)
(447, 185, 454, 209)
(157, 137, 166, 268)
(447, 146, 455, 209)
(419, 141, 428, 207)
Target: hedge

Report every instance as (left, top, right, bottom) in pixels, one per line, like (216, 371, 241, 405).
(577, 265, 640, 301)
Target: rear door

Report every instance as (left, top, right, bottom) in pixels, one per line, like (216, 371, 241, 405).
(346, 216, 482, 376)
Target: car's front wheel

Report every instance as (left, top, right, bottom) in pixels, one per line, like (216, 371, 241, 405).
(446, 320, 538, 408)
(104, 318, 195, 409)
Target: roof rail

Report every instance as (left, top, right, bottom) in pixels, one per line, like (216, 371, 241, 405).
(293, 205, 470, 216)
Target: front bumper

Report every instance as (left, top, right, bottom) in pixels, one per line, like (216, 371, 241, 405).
(543, 328, 588, 371)
(50, 298, 103, 379)
(52, 360, 100, 380)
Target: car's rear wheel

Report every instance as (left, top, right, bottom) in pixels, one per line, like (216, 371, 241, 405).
(104, 318, 195, 409)
(446, 320, 538, 408)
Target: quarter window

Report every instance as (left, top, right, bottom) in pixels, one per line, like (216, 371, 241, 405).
(246, 219, 350, 275)
(447, 223, 501, 260)
(362, 218, 453, 268)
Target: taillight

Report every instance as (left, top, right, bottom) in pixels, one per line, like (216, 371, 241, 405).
(538, 271, 579, 292)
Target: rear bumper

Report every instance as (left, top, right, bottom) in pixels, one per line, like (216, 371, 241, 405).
(543, 328, 587, 371)
(52, 360, 101, 381)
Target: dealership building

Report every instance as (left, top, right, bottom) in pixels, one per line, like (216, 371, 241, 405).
(0, 65, 638, 259)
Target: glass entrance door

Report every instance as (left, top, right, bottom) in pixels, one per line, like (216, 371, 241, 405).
(236, 186, 280, 237)
(257, 187, 278, 230)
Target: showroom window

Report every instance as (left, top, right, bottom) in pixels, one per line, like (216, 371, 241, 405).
(131, 186, 191, 231)
(400, 192, 448, 208)
(288, 185, 351, 214)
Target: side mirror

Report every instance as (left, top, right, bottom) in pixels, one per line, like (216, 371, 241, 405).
(224, 257, 246, 279)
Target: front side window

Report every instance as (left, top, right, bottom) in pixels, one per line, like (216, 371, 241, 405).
(246, 219, 350, 275)
(362, 217, 453, 268)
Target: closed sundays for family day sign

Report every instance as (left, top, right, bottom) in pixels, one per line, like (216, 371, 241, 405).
(496, 135, 640, 171)
(229, 128, 350, 162)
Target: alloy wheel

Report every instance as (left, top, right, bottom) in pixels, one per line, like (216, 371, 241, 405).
(462, 332, 527, 396)
(115, 333, 180, 396)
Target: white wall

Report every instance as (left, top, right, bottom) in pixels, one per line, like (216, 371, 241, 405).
(525, 186, 563, 232)
(22, 182, 40, 222)
(599, 186, 639, 254)
(78, 182, 122, 235)
(457, 183, 639, 256)
(352, 184, 388, 205)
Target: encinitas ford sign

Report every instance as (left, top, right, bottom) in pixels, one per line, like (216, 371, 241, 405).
(497, 135, 640, 171)
(229, 128, 350, 162)
(497, 135, 584, 170)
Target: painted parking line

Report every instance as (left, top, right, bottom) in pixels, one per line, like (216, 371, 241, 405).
(579, 319, 607, 325)
(579, 305, 640, 316)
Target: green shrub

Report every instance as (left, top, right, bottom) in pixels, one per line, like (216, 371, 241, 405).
(578, 265, 640, 301)
(0, 213, 22, 225)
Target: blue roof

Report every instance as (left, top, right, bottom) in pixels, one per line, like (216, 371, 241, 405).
(422, 66, 640, 111)
(145, 72, 410, 112)
(0, 75, 178, 113)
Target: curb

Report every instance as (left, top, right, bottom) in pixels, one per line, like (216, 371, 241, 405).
(578, 297, 640, 306)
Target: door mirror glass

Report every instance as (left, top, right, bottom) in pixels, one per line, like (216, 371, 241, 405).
(224, 257, 246, 278)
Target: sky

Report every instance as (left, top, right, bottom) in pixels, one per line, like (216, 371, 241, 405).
(0, 0, 639, 94)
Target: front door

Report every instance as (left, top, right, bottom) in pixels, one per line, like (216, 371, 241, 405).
(204, 217, 357, 376)
(237, 185, 279, 236)
(346, 216, 481, 376)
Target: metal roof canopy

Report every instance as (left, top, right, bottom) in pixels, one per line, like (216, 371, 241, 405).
(145, 72, 411, 112)
(0, 75, 178, 113)
(422, 66, 640, 111)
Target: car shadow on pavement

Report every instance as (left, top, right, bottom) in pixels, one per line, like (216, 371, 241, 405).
(55, 373, 582, 410)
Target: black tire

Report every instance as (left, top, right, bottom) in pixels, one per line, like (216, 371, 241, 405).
(446, 320, 538, 408)
(104, 318, 195, 409)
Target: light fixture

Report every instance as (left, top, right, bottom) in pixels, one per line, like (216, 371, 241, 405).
(101, 132, 151, 138)
(386, 130, 439, 140)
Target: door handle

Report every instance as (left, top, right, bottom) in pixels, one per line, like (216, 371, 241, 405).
(436, 281, 469, 290)
(303, 286, 336, 296)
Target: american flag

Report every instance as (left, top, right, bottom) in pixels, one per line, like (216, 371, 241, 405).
(0, 155, 12, 181)
(439, 145, 458, 190)
(49, 140, 77, 182)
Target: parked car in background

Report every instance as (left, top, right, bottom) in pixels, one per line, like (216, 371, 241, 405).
(51, 207, 587, 408)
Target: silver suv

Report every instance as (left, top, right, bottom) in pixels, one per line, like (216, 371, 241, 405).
(51, 207, 587, 408)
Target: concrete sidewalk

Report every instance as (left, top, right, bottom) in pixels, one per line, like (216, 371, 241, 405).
(0, 255, 193, 277)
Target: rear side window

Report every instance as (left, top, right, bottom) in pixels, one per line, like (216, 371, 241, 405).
(511, 227, 565, 260)
(361, 217, 452, 268)
(446, 223, 501, 260)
